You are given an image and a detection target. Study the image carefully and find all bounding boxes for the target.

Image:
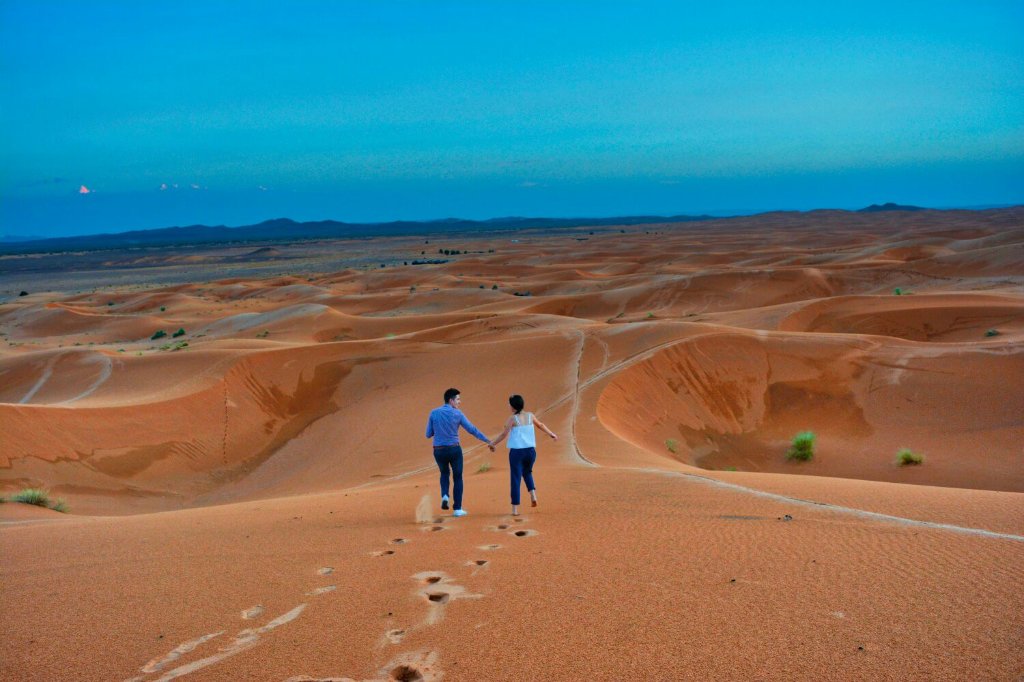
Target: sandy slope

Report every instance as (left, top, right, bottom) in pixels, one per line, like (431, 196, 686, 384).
(1, 209, 1023, 680)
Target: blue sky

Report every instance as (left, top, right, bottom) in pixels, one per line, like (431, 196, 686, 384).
(2, 1, 1022, 237)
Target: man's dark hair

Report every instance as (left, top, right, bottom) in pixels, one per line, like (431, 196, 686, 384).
(509, 394, 525, 413)
(444, 388, 460, 404)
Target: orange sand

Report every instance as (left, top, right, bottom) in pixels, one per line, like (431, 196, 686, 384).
(1, 209, 1023, 680)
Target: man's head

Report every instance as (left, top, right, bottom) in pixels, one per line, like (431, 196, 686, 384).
(443, 388, 461, 407)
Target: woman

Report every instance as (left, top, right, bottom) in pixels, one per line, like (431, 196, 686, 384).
(490, 394, 557, 516)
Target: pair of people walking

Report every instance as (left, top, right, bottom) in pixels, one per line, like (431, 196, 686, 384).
(425, 388, 557, 517)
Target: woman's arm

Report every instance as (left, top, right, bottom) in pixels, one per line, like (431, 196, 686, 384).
(490, 416, 515, 447)
(533, 417, 558, 440)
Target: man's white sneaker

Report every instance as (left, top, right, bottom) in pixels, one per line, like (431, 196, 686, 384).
(452, 509, 468, 517)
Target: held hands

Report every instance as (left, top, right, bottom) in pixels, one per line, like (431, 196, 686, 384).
(487, 441, 496, 452)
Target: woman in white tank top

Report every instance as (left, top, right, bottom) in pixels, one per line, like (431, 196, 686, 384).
(490, 394, 558, 516)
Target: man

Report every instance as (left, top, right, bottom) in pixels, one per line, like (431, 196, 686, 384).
(425, 387, 493, 517)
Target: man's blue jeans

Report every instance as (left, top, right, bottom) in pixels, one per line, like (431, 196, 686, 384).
(433, 445, 464, 510)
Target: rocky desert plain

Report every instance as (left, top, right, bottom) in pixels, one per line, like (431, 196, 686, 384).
(1, 207, 1023, 681)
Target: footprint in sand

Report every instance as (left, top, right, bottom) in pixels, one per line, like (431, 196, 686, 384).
(411, 572, 480, 625)
(371, 549, 397, 557)
(390, 538, 408, 545)
(384, 628, 406, 645)
(485, 524, 509, 531)
(509, 529, 539, 538)
(307, 585, 337, 596)
(318, 567, 334, 576)
(478, 544, 502, 551)
(382, 650, 442, 682)
(420, 525, 447, 533)
(241, 605, 264, 620)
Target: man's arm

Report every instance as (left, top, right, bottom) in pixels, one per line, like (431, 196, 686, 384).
(459, 413, 491, 444)
(425, 413, 434, 439)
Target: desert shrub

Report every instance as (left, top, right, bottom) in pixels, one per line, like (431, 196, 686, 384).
(893, 287, 903, 295)
(896, 448, 923, 466)
(477, 462, 491, 473)
(985, 329, 1000, 337)
(492, 284, 498, 290)
(256, 330, 269, 338)
(787, 432, 815, 461)
(50, 499, 68, 513)
(151, 330, 167, 340)
(13, 488, 49, 507)
(646, 312, 655, 319)
(665, 438, 678, 453)
(172, 328, 186, 337)
(19, 291, 29, 296)
(409, 285, 416, 292)
(159, 306, 166, 312)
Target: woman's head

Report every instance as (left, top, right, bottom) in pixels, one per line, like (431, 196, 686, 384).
(509, 394, 525, 414)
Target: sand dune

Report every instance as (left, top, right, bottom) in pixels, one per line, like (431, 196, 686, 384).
(1, 209, 1023, 679)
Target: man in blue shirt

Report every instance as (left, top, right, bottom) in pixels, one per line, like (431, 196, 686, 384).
(426, 387, 493, 517)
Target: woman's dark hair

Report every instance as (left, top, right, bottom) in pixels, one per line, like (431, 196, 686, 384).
(444, 388, 460, 403)
(509, 394, 525, 414)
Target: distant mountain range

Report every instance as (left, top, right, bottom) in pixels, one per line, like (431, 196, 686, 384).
(0, 215, 713, 254)
(857, 202, 926, 212)
(0, 204, 952, 254)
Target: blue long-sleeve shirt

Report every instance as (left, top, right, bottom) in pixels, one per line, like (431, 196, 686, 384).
(426, 404, 489, 447)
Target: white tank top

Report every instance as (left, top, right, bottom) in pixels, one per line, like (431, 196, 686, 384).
(507, 412, 537, 449)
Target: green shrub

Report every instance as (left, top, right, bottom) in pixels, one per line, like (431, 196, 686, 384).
(50, 499, 68, 513)
(492, 284, 498, 290)
(646, 312, 655, 319)
(172, 328, 186, 338)
(896, 448, 923, 466)
(151, 330, 167, 340)
(985, 329, 1000, 337)
(665, 438, 678, 454)
(787, 432, 815, 461)
(159, 306, 166, 312)
(893, 287, 902, 295)
(13, 488, 50, 507)
(477, 462, 491, 473)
